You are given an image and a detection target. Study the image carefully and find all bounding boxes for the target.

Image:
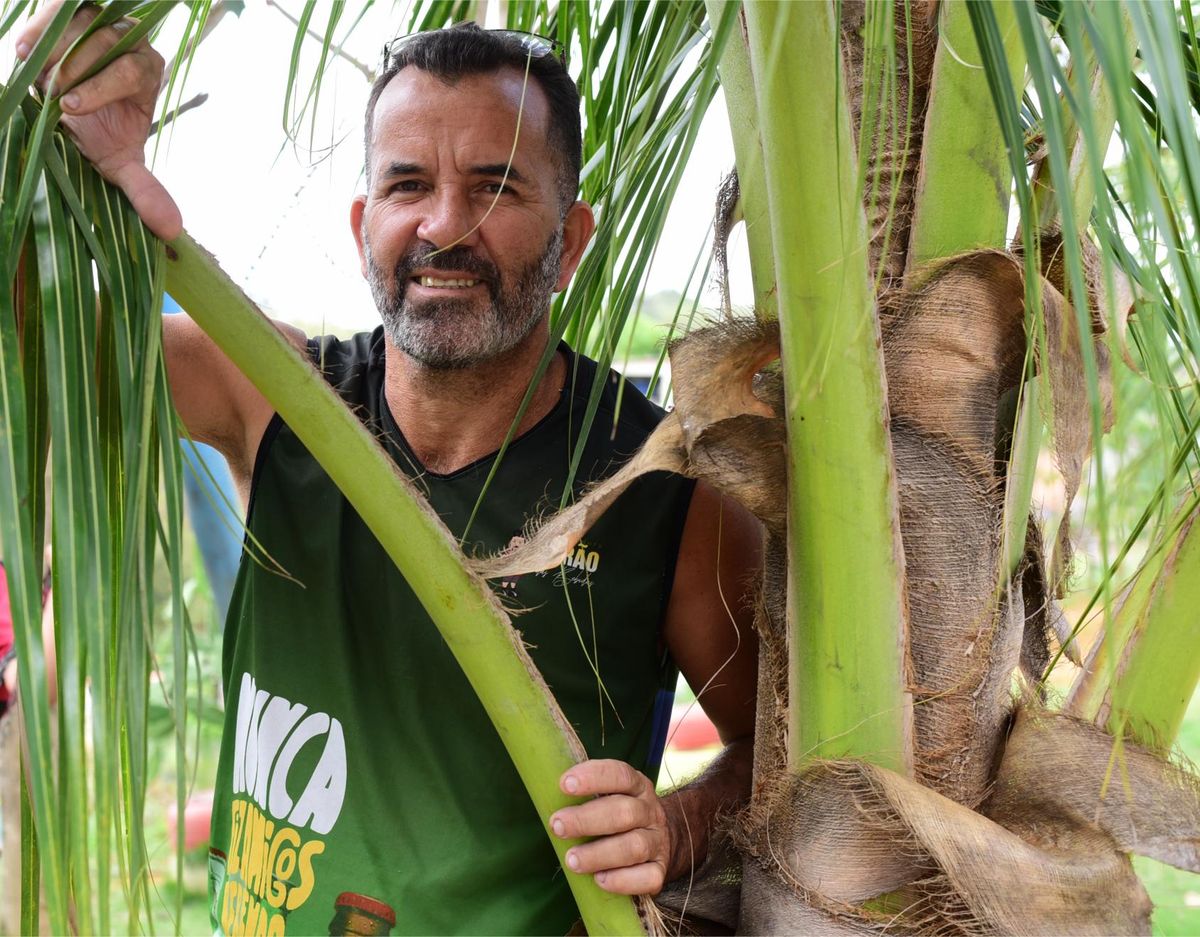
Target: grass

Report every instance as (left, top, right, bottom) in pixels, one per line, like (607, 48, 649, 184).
(1140, 690, 1200, 936)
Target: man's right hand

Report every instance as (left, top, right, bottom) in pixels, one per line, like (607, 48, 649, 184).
(16, 1, 181, 240)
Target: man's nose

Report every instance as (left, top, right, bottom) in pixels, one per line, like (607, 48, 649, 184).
(416, 188, 483, 250)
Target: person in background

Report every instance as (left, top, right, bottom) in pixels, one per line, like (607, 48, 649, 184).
(0, 555, 56, 936)
(160, 295, 245, 862)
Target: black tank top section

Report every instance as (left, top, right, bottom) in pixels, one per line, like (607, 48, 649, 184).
(209, 327, 694, 935)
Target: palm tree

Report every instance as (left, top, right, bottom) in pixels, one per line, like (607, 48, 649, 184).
(1, 1, 1199, 934)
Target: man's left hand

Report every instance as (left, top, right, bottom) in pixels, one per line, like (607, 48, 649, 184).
(549, 759, 676, 895)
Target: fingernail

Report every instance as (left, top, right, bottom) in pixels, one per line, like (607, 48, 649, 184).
(566, 851, 580, 871)
(15, 41, 29, 59)
(564, 775, 579, 794)
(596, 872, 607, 886)
(552, 819, 565, 837)
(63, 93, 79, 111)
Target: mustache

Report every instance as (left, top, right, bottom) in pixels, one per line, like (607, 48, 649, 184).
(394, 243, 499, 285)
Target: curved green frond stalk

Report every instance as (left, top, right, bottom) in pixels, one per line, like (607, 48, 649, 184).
(906, 0, 1023, 270)
(705, 0, 776, 319)
(162, 233, 646, 937)
(1066, 498, 1200, 752)
(742, 0, 911, 775)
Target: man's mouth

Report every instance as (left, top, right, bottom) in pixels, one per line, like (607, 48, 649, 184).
(414, 275, 482, 289)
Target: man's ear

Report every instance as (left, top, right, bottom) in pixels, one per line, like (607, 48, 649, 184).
(555, 200, 596, 292)
(351, 195, 368, 278)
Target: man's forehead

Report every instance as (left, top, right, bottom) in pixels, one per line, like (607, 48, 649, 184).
(370, 66, 552, 139)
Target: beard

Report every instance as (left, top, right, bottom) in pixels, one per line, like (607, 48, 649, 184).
(366, 229, 563, 370)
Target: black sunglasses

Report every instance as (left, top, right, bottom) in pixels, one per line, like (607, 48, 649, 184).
(382, 29, 568, 73)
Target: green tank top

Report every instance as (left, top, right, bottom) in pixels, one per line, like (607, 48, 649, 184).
(207, 328, 694, 936)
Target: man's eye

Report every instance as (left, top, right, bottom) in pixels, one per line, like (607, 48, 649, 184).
(484, 182, 511, 195)
(391, 180, 423, 193)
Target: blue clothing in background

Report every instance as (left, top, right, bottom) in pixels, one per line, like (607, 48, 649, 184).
(163, 294, 242, 624)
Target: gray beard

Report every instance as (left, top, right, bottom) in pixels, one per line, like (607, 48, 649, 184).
(367, 229, 564, 370)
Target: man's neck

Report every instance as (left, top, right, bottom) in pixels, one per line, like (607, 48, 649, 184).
(381, 327, 565, 475)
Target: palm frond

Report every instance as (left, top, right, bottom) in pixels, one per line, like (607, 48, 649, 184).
(0, 8, 195, 931)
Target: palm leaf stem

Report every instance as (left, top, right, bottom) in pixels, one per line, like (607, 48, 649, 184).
(1066, 495, 1200, 751)
(907, 0, 1023, 269)
(742, 0, 911, 774)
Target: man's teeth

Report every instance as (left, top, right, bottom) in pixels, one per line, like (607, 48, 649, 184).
(419, 276, 479, 288)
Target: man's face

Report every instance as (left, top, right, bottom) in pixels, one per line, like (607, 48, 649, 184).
(352, 67, 591, 369)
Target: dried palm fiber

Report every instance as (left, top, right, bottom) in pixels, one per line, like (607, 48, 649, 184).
(1017, 520, 1070, 690)
(726, 702, 1200, 936)
(883, 247, 1109, 806)
(1013, 226, 1118, 594)
(888, 416, 1020, 805)
(984, 709, 1200, 874)
(712, 170, 741, 321)
(473, 319, 785, 582)
(840, 0, 940, 292)
(1012, 507, 1082, 682)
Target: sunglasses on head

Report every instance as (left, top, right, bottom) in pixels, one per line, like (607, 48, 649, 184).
(382, 28, 568, 73)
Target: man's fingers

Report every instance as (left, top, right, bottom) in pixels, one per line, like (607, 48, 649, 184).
(17, 1, 101, 76)
(18, 3, 151, 105)
(101, 161, 182, 241)
(59, 49, 163, 115)
(561, 759, 650, 798)
(19, 3, 176, 240)
(594, 862, 667, 896)
(15, 0, 83, 60)
(15, 0, 64, 50)
(564, 829, 665, 876)
(551, 793, 657, 839)
(45, 18, 143, 97)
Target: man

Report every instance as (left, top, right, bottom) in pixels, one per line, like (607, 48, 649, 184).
(18, 8, 760, 934)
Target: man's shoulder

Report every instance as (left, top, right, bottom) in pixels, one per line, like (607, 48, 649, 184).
(307, 327, 387, 400)
(308, 326, 385, 370)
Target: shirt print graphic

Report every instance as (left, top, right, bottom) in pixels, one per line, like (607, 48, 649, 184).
(211, 672, 394, 935)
